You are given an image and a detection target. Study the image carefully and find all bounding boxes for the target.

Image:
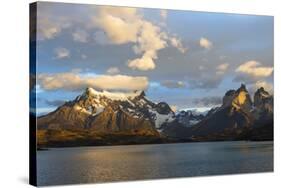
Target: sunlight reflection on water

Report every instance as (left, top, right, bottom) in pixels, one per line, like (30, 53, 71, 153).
(37, 141, 273, 186)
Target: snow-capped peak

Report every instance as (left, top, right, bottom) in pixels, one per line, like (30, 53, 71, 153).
(85, 87, 144, 101)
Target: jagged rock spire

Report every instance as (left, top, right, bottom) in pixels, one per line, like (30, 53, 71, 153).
(258, 87, 265, 92)
(85, 87, 92, 95)
(237, 83, 247, 92)
(139, 90, 146, 97)
(254, 86, 272, 111)
(222, 84, 252, 110)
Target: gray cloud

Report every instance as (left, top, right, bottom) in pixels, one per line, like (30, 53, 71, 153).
(192, 96, 222, 107)
(187, 75, 223, 89)
(72, 28, 89, 43)
(54, 47, 70, 59)
(161, 80, 185, 88)
(45, 99, 66, 107)
(233, 74, 259, 84)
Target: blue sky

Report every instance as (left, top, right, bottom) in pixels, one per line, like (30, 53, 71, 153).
(32, 2, 274, 114)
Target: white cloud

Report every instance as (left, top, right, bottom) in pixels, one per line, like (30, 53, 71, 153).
(39, 23, 60, 40)
(128, 55, 156, 71)
(134, 22, 168, 57)
(217, 63, 229, 71)
(160, 10, 168, 19)
(37, 8, 72, 40)
(170, 37, 187, 53)
(235, 60, 273, 78)
(106, 67, 120, 74)
(38, 73, 149, 91)
(200, 37, 213, 49)
(216, 63, 229, 75)
(92, 7, 140, 44)
(92, 6, 186, 71)
(72, 29, 88, 43)
(37, 17, 61, 40)
(54, 47, 70, 59)
(127, 21, 168, 71)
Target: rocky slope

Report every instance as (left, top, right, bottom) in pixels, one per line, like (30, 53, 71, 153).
(253, 87, 273, 121)
(176, 110, 206, 128)
(38, 88, 175, 140)
(192, 84, 254, 135)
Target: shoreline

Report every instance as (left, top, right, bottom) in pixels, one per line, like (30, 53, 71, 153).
(37, 138, 273, 150)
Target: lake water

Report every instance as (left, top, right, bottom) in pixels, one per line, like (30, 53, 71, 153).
(37, 141, 273, 186)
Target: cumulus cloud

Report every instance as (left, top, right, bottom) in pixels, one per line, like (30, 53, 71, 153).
(128, 55, 156, 71)
(235, 60, 273, 78)
(161, 80, 186, 88)
(169, 37, 187, 53)
(216, 63, 229, 75)
(54, 47, 70, 59)
(92, 6, 185, 71)
(37, 7, 72, 40)
(192, 96, 222, 107)
(38, 19, 61, 40)
(92, 7, 140, 44)
(199, 37, 213, 49)
(127, 21, 168, 71)
(38, 73, 149, 91)
(106, 67, 120, 74)
(72, 29, 89, 43)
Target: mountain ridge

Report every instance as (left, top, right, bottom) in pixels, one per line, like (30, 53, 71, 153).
(38, 87, 175, 134)
(162, 84, 273, 141)
(37, 84, 273, 147)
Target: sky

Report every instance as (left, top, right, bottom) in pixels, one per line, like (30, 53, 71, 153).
(32, 2, 274, 115)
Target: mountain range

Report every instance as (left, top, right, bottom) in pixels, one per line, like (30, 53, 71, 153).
(37, 84, 273, 147)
